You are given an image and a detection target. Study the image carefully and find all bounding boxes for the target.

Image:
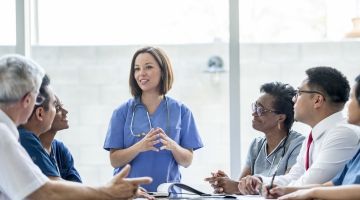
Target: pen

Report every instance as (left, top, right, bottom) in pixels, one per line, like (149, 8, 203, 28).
(268, 171, 276, 190)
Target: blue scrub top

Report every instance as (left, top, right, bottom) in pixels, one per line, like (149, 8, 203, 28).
(18, 127, 60, 177)
(51, 139, 82, 183)
(332, 148, 360, 185)
(103, 96, 204, 192)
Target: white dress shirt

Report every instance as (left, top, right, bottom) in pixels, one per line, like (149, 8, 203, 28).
(261, 111, 360, 186)
(0, 109, 48, 200)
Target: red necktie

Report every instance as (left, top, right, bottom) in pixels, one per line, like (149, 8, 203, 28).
(305, 132, 313, 170)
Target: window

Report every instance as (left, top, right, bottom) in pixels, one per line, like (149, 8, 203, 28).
(37, 0, 228, 45)
(0, 0, 15, 45)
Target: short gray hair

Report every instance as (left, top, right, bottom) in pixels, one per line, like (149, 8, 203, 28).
(0, 54, 45, 106)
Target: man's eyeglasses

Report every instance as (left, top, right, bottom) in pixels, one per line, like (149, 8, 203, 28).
(293, 90, 326, 101)
(251, 103, 280, 116)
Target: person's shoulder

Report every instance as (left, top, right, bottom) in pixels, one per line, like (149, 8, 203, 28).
(0, 123, 10, 135)
(18, 128, 37, 141)
(288, 130, 305, 141)
(334, 123, 360, 137)
(0, 123, 16, 142)
(166, 96, 191, 111)
(115, 98, 134, 110)
(166, 96, 182, 105)
(246, 136, 265, 156)
(250, 136, 266, 148)
(287, 130, 305, 148)
(53, 139, 72, 154)
(52, 139, 65, 148)
(324, 122, 360, 145)
(112, 98, 135, 114)
(337, 123, 360, 131)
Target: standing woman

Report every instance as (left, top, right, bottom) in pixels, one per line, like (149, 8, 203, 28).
(104, 46, 204, 192)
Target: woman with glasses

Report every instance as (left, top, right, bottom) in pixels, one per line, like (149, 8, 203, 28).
(263, 75, 360, 200)
(103, 46, 204, 192)
(205, 82, 304, 195)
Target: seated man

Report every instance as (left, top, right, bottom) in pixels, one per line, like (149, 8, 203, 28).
(265, 74, 360, 200)
(39, 95, 82, 182)
(19, 74, 61, 180)
(238, 66, 360, 195)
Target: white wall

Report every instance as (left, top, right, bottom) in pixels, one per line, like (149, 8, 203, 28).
(1, 41, 359, 192)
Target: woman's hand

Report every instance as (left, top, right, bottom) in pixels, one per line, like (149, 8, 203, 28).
(135, 128, 161, 152)
(155, 127, 193, 167)
(204, 170, 232, 193)
(238, 175, 262, 195)
(158, 128, 177, 151)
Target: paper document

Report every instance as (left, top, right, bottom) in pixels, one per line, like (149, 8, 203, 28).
(153, 183, 266, 199)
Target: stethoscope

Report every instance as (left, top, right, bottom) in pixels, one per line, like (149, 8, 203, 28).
(252, 134, 289, 176)
(130, 96, 170, 137)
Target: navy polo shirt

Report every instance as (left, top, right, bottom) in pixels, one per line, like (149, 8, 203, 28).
(18, 127, 60, 177)
(51, 139, 82, 183)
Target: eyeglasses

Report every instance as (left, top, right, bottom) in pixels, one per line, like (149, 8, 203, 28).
(251, 103, 280, 116)
(293, 90, 326, 101)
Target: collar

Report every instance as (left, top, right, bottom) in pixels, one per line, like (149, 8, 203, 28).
(133, 96, 167, 107)
(0, 109, 19, 139)
(312, 111, 346, 141)
(265, 136, 287, 158)
(265, 130, 294, 157)
(18, 126, 41, 141)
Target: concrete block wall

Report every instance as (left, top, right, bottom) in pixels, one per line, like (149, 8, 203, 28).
(0, 41, 359, 192)
(30, 44, 230, 192)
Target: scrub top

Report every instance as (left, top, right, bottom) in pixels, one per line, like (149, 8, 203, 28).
(103, 96, 204, 192)
(51, 139, 82, 183)
(332, 148, 360, 185)
(246, 130, 304, 177)
(19, 127, 60, 177)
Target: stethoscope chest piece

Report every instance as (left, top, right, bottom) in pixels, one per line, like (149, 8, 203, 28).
(138, 132, 146, 137)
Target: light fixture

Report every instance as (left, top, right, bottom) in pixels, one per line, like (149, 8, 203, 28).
(206, 55, 225, 73)
(205, 55, 225, 84)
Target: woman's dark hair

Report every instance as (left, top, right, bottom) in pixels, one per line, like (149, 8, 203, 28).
(260, 82, 296, 132)
(355, 74, 360, 105)
(129, 46, 174, 97)
(306, 66, 350, 104)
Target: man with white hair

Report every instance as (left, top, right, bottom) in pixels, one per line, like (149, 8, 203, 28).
(0, 54, 152, 200)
